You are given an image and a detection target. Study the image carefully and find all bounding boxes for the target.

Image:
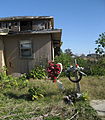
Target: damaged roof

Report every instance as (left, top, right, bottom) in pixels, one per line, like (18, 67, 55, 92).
(0, 16, 54, 21)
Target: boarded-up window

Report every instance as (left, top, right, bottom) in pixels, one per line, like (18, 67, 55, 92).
(20, 41, 32, 58)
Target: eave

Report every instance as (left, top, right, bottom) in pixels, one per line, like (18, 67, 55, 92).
(0, 29, 62, 47)
(0, 16, 54, 22)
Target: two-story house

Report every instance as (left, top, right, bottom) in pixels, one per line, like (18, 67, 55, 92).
(0, 16, 62, 74)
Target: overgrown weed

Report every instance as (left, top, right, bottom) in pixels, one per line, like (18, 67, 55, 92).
(0, 76, 104, 119)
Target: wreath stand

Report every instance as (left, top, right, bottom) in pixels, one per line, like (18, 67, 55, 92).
(66, 59, 86, 93)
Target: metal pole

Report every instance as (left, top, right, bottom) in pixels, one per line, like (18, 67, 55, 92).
(75, 71, 81, 93)
(76, 82, 81, 93)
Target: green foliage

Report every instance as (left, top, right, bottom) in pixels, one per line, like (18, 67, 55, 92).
(55, 53, 73, 68)
(55, 52, 105, 76)
(76, 57, 105, 76)
(0, 76, 103, 120)
(45, 116, 61, 120)
(54, 53, 74, 77)
(17, 74, 29, 89)
(0, 69, 29, 90)
(64, 48, 73, 56)
(28, 86, 45, 100)
(87, 57, 105, 76)
(79, 92, 89, 101)
(28, 66, 46, 79)
(0, 74, 17, 89)
(75, 101, 101, 120)
(95, 32, 105, 54)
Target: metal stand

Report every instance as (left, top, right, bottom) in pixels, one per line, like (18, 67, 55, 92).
(76, 82, 81, 93)
(66, 59, 86, 93)
(75, 73, 81, 93)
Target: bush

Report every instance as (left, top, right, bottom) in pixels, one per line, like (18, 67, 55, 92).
(54, 53, 73, 68)
(27, 66, 46, 79)
(55, 53, 105, 76)
(54, 53, 74, 77)
(0, 70, 29, 90)
(28, 86, 45, 100)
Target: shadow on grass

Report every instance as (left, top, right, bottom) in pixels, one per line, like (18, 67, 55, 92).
(63, 88, 76, 96)
(3, 91, 60, 101)
(3, 92, 31, 101)
(45, 92, 59, 97)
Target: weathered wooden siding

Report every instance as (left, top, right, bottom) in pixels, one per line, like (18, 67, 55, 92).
(3, 34, 52, 74)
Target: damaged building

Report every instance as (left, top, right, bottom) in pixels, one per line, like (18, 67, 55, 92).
(0, 16, 62, 74)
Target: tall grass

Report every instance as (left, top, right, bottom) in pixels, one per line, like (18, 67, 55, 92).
(0, 76, 103, 120)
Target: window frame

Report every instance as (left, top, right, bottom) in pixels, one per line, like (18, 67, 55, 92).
(19, 40, 33, 58)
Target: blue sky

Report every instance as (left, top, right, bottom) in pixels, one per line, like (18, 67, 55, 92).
(0, 0, 105, 55)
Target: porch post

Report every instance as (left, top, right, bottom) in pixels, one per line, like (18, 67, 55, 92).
(0, 36, 5, 69)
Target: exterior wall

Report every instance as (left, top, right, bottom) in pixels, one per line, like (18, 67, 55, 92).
(0, 36, 5, 70)
(3, 34, 52, 74)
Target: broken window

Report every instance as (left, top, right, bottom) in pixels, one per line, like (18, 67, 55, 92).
(2, 23, 6, 28)
(20, 40, 32, 58)
(20, 21, 32, 31)
(14, 22, 18, 26)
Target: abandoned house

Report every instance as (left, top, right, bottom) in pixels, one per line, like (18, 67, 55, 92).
(0, 16, 62, 74)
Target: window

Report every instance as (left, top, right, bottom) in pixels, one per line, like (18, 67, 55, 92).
(2, 23, 6, 28)
(20, 21, 32, 31)
(14, 22, 18, 26)
(20, 40, 32, 58)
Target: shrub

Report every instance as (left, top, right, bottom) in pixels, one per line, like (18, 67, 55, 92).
(17, 73, 29, 89)
(55, 53, 105, 76)
(28, 86, 45, 100)
(0, 70, 29, 90)
(28, 66, 46, 79)
(54, 53, 73, 68)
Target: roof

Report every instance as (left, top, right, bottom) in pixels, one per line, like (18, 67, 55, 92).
(0, 16, 54, 21)
(17, 29, 62, 35)
(0, 28, 62, 38)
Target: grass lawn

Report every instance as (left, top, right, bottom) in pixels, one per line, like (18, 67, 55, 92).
(0, 76, 104, 120)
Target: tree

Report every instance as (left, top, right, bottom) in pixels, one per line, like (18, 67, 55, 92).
(80, 54, 86, 58)
(95, 32, 105, 54)
(64, 48, 73, 56)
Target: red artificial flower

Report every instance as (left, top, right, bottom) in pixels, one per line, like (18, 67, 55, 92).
(47, 61, 61, 82)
